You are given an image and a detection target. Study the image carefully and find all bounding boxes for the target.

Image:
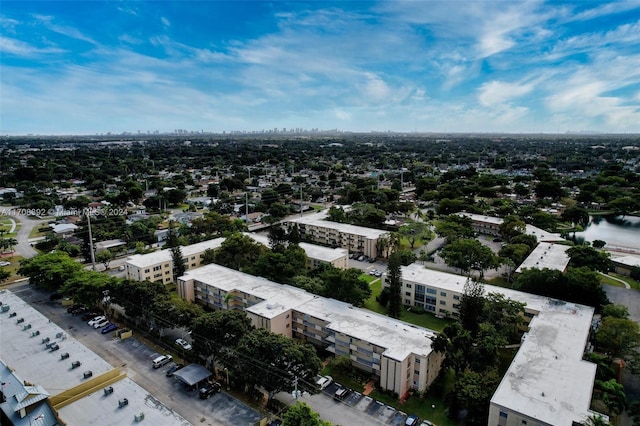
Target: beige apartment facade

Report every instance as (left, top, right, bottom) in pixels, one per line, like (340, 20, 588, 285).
(386, 264, 602, 426)
(125, 237, 225, 283)
(283, 211, 389, 259)
(178, 263, 442, 397)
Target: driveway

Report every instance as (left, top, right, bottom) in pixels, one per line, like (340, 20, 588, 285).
(12, 213, 42, 259)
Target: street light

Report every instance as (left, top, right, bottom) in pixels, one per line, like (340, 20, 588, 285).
(224, 367, 229, 390)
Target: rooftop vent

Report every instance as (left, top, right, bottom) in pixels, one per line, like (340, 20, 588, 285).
(134, 412, 145, 422)
(41, 337, 50, 344)
(16, 317, 24, 324)
(60, 353, 69, 360)
(118, 398, 129, 408)
(83, 371, 93, 379)
(8, 311, 16, 317)
(71, 361, 81, 369)
(104, 386, 114, 395)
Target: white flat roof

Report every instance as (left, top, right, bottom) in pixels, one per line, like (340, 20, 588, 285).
(516, 243, 571, 274)
(245, 233, 348, 262)
(181, 264, 435, 360)
(286, 210, 388, 239)
(491, 302, 596, 425)
(298, 296, 436, 361)
(182, 264, 316, 319)
(0, 290, 190, 426)
(57, 376, 191, 426)
(610, 253, 640, 268)
(126, 237, 225, 268)
(399, 264, 596, 425)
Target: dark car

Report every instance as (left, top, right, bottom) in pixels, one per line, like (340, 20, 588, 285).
(333, 387, 351, 401)
(81, 312, 99, 321)
(101, 323, 118, 334)
(405, 414, 419, 426)
(49, 292, 63, 301)
(67, 304, 85, 313)
(166, 363, 184, 377)
(199, 382, 221, 399)
(267, 420, 283, 426)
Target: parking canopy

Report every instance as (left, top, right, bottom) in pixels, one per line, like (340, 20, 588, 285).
(173, 364, 212, 386)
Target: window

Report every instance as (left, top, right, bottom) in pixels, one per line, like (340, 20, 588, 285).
(405, 291, 411, 296)
(405, 299, 411, 305)
(439, 300, 446, 305)
(440, 291, 447, 296)
(144, 268, 150, 273)
(499, 411, 508, 418)
(426, 288, 437, 294)
(406, 283, 412, 289)
(453, 295, 460, 300)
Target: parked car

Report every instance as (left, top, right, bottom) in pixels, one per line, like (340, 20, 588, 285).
(81, 312, 99, 321)
(67, 304, 84, 313)
(93, 318, 109, 329)
(101, 323, 118, 334)
(152, 354, 173, 369)
(315, 375, 333, 390)
(199, 382, 221, 399)
(166, 363, 184, 377)
(49, 292, 63, 301)
(333, 387, 350, 401)
(87, 315, 106, 326)
(405, 414, 419, 426)
(419, 420, 434, 426)
(357, 255, 365, 261)
(175, 338, 192, 351)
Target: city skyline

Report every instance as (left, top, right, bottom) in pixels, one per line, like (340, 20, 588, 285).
(1, 1, 640, 135)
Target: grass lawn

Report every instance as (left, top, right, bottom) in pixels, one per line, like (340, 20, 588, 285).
(322, 361, 458, 426)
(0, 254, 25, 284)
(0, 218, 18, 238)
(359, 273, 378, 284)
(610, 273, 640, 290)
(364, 279, 454, 333)
(600, 274, 626, 288)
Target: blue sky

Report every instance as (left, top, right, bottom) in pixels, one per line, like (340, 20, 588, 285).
(1, 1, 639, 135)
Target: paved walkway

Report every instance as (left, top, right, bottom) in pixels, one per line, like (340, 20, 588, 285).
(601, 272, 630, 289)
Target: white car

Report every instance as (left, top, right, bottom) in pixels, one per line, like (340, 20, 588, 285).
(175, 338, 192, 351)
(87, 316, 106, 326)
(315, 375, 333, 390)
(93, 318, 109, 329)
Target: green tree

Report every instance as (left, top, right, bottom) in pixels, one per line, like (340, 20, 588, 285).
(253, 245, 307, 284)
(498, 215, 526, 243)
(434, 215, 474, 243)
(234, 328, 322, 401)
(214, 233, 266, 271)
(386, 244, 402, 318)
(191, 310, 253, 368)
(201, 248, 216, 265)
(594, 379, 626, 418)
(498, 243, 532, 265)
(319, 266, 371, 307)
(60, 269, 116, 309)
(567, 245, 611, 272)
(459, 280, 485, 336)
(454, 369, 501, 425)
(18, 251, 83, 291)
(440, 238, 499, 278)
(110, 279, 168, 319)
(171, 245, 187, 282)
(96, 249, 114, 270)
(602, 304, 629, 319)
(398, 221, 430, 249)
(282, 402, 332, 426)
(596, 317, 640, 360)
(0, 267, 10, 283)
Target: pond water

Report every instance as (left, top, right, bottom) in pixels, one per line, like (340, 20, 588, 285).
(572, 215, 640, 250)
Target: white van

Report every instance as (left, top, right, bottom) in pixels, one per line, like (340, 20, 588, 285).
(152, 354, 172, 369)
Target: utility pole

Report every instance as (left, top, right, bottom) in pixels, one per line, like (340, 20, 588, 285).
(299, 186, 303, 217)
(245, 192, 249, 223)
(86, 210, 96, 271)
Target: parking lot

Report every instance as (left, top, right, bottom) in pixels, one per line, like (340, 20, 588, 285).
(276, 381, 435, 426)
(9, 282, 263, 426)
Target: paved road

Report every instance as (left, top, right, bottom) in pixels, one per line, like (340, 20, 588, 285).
(13, 213, 42, 258)
(9, 281, 263, 426)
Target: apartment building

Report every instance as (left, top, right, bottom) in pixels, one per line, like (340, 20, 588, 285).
(458, 212, 565, 242)
(283, 210, 389, 259)
(387, 264, 602, 426)
(515, 242, 571, 274)
(244, 233, 349, 270)
(125, 237, 225, 283)
(177, 264, 443, 397)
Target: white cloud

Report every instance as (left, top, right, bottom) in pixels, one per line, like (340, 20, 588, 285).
(334, 109, 352, 121)
(33, 13, 96, 44)
(478, 80, 534, 107)
(161, 16, 171, 28)
(0, 36, 65, 56)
